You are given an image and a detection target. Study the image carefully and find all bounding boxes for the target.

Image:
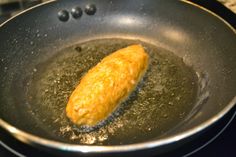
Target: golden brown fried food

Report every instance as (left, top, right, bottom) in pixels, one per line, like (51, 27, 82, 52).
(66, 45, 149, 126)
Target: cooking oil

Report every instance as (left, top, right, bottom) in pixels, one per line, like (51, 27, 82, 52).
(28, 38, 198, 145)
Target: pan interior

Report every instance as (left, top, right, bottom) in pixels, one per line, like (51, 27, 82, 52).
(2, 38, 199, 145)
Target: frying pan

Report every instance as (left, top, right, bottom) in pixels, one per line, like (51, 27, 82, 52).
(0, 0, 236, 156)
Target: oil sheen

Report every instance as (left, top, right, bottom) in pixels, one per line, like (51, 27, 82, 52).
(28, 38, 198, 145)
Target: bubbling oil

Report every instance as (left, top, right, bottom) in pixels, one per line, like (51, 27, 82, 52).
(28, 38, 198, 145)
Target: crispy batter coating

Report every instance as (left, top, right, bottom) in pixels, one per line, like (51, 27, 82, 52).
(66, 45, 149, 126)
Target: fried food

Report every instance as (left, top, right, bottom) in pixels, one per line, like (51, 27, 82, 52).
(66, 45, 149, 126)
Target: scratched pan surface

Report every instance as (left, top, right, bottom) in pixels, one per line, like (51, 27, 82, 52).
(0, 0, 236, 156)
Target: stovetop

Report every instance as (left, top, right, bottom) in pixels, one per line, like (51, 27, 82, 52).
(0, 0, 236, 157)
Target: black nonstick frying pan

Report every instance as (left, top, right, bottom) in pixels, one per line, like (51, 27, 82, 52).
(0, 0, 236, 156)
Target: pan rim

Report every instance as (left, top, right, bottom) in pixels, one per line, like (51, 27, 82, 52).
(0, 0, 236, 154)
(0, 97, 235, 153)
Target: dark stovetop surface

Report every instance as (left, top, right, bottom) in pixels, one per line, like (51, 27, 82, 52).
(0, 0, 236, 156)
